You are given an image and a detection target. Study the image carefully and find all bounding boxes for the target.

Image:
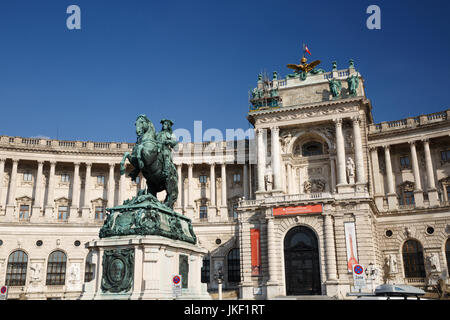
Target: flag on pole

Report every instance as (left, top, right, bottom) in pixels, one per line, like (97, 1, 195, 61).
(304, 44, 311, 55)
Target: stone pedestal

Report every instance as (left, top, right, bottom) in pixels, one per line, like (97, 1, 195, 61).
(79, 236, 211, 300)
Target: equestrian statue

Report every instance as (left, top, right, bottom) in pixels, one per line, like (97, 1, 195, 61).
(120, 115, 178, 209)
(99, 115, 196, 244)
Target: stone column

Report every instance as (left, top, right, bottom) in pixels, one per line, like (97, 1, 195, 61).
(107, 163, 115, 208)
(330, 157, 336, 194)
(409, 141, 424, 207)
(176, 164, 182, 209)
(422, 139, 439, 206)
(271, 126, 281, 192)
(287, 163, 293, 194)
(6, 159, 19, 206)
(0, 158, 5, 213)
(256, 128, 266, 194)
(210, 163, 216, 206)
(5, 159, 18, 219)
(324, 213, 338, 282)
(81, 162, 92, 218)
(118, 167, 126, 205)
(5, 159, 19, 218)
(32, 160, 44, 218)
(70, 162, 81, 219)
(243, 163, 249, 199)
(334, 118, 347, 189)
(369, 147, 384, 210)
(383, 145, 398, 210)
(220, 163, 227, 219)
(266, 214, 280, 298)
(44, 161, 56, 217)
(186, 164, 194, 218)
(352, 116, 366, 187)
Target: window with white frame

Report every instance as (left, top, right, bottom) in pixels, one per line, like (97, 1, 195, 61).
(19, 205, 30, 221)
(61, 173, 70, 182)
(97, 175, 105, 184)
(23, 172, 33, 181)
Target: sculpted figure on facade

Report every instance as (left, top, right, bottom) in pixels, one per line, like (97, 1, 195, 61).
(346, 157, 355, 184)
(68, 263, 81, 284)
(30, 263, 42, 283)
(427, 253, 441, 273)
(346, 74, 359, 96)
(385, 254, 398, 274)
(265, 164, 273, 191)
(328, 78, 342, 98)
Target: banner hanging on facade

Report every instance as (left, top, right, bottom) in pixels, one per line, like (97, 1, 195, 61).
(251, 228, 261, 276)
(273, 204, 323, 216)
(344, 222, 359, 272)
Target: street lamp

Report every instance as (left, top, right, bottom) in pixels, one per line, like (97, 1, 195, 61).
(214, 268, 224, 300)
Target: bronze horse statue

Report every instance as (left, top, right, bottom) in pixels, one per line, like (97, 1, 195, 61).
(119, 115, 178, 209)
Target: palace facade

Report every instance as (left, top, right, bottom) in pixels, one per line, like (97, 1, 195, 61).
(0, 58, 449, 299)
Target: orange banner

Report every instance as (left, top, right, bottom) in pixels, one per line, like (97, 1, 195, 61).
(273, 204, 323, 216)
(250, 229, 261, 276)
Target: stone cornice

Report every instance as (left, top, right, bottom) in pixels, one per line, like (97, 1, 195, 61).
(248, 97, 369, 128)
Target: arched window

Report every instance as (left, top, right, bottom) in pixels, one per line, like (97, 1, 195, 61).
(46, 250, 67, 285)
(201, 256, 210, 283)
(446, 239, 450, 277)
(227, 248, 240, 283)
(84, 251, 95, 283)
(402, 240, 426, 278)
(302, 141, 323, 156)
(5, 250, 28, 286)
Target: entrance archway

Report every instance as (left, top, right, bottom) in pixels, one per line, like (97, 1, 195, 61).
(284, 226, 321, 295)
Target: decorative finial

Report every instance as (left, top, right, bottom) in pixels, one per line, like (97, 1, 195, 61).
(332, 61, 337, 71)
(272, 71, 278, 80)
(349, 59, 355, 69)
(258, 74, 262, 82)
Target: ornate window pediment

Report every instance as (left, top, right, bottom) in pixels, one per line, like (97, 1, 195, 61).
(55, 197, 70, 206)
(91, 197, 107, 207)
(16, 196, 33, 205)
(399, 181, 415, 192)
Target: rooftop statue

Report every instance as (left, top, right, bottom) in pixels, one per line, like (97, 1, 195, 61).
(347, 74, 359, 96)
(328, 78, 342, 98)
(99, 115, 196, 244)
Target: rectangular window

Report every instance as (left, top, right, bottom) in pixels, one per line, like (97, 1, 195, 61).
(61, 173, 70, 182)
(97, 175, 105, 184)
(199, 175, 207, 184)
(23, 172, 33, 181)
(441, 150, 450, 163)
(95, 206, 105, 220)
(58, 206, 69, 220)
(233, 174, 241, 183)
(403, 191, 415, 205)
(201, 257, 210, 283)
(400, 156, 411, 169)
(19, 205, 30, 220)
(233, 203, 238, 220)
(199, 206, 208, 220)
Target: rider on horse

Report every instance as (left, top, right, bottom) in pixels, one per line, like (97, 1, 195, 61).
(156, 119, 178, 179)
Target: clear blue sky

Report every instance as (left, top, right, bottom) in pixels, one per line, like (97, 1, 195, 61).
(1, 0, 449, 142)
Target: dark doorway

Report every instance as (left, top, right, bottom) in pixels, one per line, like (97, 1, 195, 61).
(284, 226, 321, 295)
